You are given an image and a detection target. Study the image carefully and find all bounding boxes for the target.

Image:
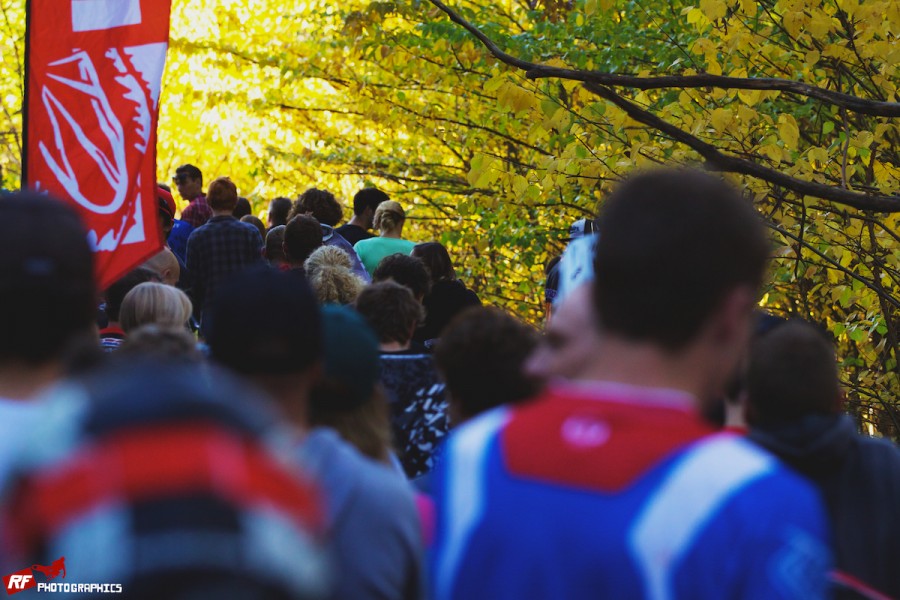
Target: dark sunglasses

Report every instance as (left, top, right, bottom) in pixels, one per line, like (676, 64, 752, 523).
(172, 174, 189, 184)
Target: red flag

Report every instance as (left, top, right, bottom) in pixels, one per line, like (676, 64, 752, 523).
(23, 0, 172, 290)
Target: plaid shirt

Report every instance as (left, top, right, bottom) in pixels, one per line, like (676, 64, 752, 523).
(180, 194, 213, 228)
(186, 216, 263, 321)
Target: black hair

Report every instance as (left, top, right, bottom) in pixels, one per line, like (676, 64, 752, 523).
(593, 168, 769, 350)
(353, 188, 389, 216)
(372, 254, 431, 300)
(412, 242, 455, 282)
(268, 197, 293, 228)
(175, 164, 202, 185)
(283, 215, 323, 265)
(434, 307, 540, 420)
(290, 188, 343, 226)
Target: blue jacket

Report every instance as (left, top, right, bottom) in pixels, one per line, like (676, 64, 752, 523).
(431, 382, 832, 600)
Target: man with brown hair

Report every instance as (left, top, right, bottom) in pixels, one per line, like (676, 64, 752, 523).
(356, 281, 447, 479)
(185, 176, 263, 337)
(431, 169, 831, 600)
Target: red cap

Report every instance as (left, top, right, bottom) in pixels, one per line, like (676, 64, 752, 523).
(157, 186, 176, 219)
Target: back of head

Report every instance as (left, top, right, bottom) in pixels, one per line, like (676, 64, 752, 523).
(268, 196, 293, 227)
(104, 267, 162, 322)
(141, 247, 180, 286)
(356, 281, 424, 345)
(233, 196, 252, 219)
(241, 214, 267, 240)
(119, 324, 202, 363)
(0, 192, 95, 365)
(593, 168, 769, 350)
(304, 246, 364, 305)
(353, 187, 389, 216)
(207, 176, 238, 212)
(311, 305, 380, 413)
(265, 224, 287, 264)
(372, 253, 431, 300)
(120, 282, 193, 333)
(309, 305, 390, 461)
(284, 215, 324, 265)
(746, 320, 840, 426)
(373, 200, 405, 233)
(412, 241, 455, 282)
(207, 266, 322, 376)
(435, 307, 540, 421)
(292, 188, 342, 226)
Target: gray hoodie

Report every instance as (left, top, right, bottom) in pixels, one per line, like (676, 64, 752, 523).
(298, 427, 426, 600)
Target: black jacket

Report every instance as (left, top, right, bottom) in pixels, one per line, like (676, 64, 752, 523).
(750, 415, 900, 599)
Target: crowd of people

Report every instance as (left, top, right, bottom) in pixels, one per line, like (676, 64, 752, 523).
(0, 165, 898, 599)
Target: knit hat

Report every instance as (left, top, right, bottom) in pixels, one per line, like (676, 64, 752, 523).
(318, 304, 380, 409)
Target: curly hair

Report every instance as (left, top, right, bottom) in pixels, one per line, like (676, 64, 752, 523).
(434, 307, 540, 421)
(373, 200, 405, 234)
(289, 188, 343, 226)
(304, 246, 365, 305)
(355, 281, 424, 345)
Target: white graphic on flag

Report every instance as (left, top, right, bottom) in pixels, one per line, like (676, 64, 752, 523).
(38, 42, 162, 251)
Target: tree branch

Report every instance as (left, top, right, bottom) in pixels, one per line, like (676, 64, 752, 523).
(582, 82, 900, 212)
(428, 0, 900, 117)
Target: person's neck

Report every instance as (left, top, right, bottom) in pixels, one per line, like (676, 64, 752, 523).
(0, 361, 62, 400)
(253, 374, 311, 433)
(348, 215, 368, 228)
(578, 336, 706, 406)
(380, 340, 410, 352)
(212, 209, 233, 218)
(379, 229, 402, 239)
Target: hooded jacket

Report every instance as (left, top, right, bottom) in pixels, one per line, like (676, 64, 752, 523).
(749, 414, 900, 599)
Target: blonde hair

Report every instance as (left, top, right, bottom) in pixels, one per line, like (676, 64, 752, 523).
(373, 200, 405, 234)
(304, 246, 365, 305)
(120, 282, 193, 333)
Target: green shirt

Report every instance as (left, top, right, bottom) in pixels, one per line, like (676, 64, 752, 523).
(353, 237, 417, 276)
